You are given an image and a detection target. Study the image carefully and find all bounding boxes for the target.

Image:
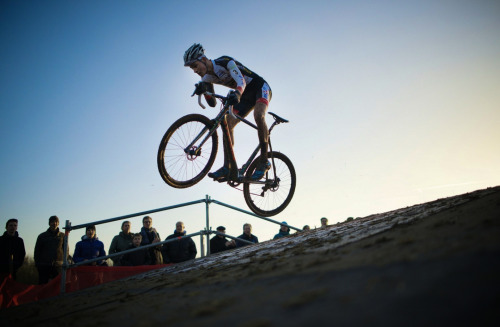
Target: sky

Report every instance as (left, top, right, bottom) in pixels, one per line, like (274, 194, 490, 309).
(1, 0, 499, 259)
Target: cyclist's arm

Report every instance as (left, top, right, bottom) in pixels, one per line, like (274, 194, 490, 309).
(203, 82, 217, 107)
(227, 60, 246, 95)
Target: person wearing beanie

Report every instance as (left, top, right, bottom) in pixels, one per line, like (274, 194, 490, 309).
(209, 226, 236, 254)
(73, 225, 107, 266)
(273, 221, 290, 239)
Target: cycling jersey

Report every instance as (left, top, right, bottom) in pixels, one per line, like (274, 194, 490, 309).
(201, 56, 272, 116)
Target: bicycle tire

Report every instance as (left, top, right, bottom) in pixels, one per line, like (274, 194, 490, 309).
(157, 114, 218, 188)
(243, 151, 296, 217)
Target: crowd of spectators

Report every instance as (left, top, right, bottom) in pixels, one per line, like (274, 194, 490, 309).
(1, 215, 329, 284)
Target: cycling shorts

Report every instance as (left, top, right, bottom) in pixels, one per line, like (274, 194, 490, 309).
(233, 79, 272, 117)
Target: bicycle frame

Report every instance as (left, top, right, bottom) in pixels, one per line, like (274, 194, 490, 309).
(186, 92, 283, 185)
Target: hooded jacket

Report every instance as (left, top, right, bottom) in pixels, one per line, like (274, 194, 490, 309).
(109, 232, 133, 265)
(273, 229, 290, 239)
(73, 235, 106, 265)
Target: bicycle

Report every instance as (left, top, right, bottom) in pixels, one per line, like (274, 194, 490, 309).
(157, 89, 296, 217)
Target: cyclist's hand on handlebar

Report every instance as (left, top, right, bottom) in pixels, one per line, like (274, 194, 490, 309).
(193, 82, 208, 96)
(227, 90, 241, 105)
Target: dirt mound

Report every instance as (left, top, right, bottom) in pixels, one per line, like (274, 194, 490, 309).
(2, 187, 500, 327)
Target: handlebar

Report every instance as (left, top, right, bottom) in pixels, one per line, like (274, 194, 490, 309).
(191, 89, 228, 110)
(191, 88, 288, 130)
(197, 94, 206, 109)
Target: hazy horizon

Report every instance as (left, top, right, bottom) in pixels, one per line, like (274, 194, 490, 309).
(1, 0, 499, 258)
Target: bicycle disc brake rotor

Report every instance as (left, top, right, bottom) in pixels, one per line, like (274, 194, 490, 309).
(186, 146, 200, 161)
(262, 178, 280, 194)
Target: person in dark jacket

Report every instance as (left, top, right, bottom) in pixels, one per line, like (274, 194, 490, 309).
(0, 219, 26, 280)
(34, 215, 67, 284)
(273, 221, 290, 239)
(109, 220, 133, 266)
(209, 226, 236, 254)
(120, 233, 153, 266)
(140, 216, 163, 265)
(162, 221, 197, 263)
(235, 223, 259, 248)
(73, 225, 107, 266)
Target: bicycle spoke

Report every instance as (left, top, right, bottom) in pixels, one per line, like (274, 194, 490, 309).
(158, 114, 218, 188)
(243, 152, 296, 216)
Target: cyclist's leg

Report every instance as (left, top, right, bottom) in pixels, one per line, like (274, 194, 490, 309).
(256, 82, 272, 161)
(251, 82, 272, 179)
(226, 114, 240, 146)
(208, 114, 241, 179)
(254, 101, 269, 162)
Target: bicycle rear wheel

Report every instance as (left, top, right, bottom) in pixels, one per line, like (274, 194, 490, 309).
(157, 114, 218, 188)
(243, 151, 296, 217)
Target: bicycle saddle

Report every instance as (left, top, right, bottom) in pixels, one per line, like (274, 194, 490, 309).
(268, 112, 289, 123)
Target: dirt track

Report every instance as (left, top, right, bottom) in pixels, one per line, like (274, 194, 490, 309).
(2, 187, 500, 327)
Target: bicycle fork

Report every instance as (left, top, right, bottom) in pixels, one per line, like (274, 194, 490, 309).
(184, 120, 218, 157)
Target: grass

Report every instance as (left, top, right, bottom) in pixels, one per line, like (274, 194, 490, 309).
(15, 256, 39, 285)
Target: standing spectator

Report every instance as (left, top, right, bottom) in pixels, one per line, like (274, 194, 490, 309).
(0, 219, 26, 280)
(303, 225, 311, 231)
(109, 221, 133, 266)
(273, 221, 290, 239)
(162, 221, 197, 263)
(235, 223, 259, 248)
(209, 226, 236, 254)
(140, 216, 163, 265)
(73, 225, 107, 266)
(320, 217, 329, 228)
(34, 215, 67, 284)
(120, 233, 153, 266)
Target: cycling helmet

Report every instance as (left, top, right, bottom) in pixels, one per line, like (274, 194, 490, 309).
(183, 43, 205, 66)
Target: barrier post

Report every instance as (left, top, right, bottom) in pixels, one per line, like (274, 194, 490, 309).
(60, 220, 71, 294)
(200, 231, 205, 257)
(205, 194, 211, 256)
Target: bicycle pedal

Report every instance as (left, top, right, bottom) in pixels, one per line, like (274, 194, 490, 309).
(217, 177, 228, 183)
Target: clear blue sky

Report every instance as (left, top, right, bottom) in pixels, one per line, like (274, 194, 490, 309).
(1, 0, 499, 258)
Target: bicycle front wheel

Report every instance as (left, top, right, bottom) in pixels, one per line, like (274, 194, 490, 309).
(243, 151, 296, 217)
(157, 114, 218, 188)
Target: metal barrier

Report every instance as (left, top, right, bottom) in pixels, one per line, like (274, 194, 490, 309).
(60, 195, 300, 293)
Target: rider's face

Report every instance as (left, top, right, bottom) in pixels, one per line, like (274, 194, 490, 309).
(190, 61, 207, 77)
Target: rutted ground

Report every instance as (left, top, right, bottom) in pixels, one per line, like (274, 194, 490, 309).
(2, 187, 500, 327)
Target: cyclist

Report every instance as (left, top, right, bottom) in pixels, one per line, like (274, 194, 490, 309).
(183, 43, 272, 180)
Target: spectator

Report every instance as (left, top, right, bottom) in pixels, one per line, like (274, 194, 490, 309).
(120, 233, 153, 266)
(140, 216, 163, 265)
(73, 225, 107, 266)
(273, 221, 290, 239)
(34, 215, 67, 284)
(0, 219, 26, 280)
(320, 217, 329, 228)
(303, 225, 311, 231)
(209, 226, 236, 254)
(236, 223, 259, 248)
(162, 221, 197, 263)
(109, 220, 133, 266)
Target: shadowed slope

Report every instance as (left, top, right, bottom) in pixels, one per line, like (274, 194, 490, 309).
(2, 187, 500, 327)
